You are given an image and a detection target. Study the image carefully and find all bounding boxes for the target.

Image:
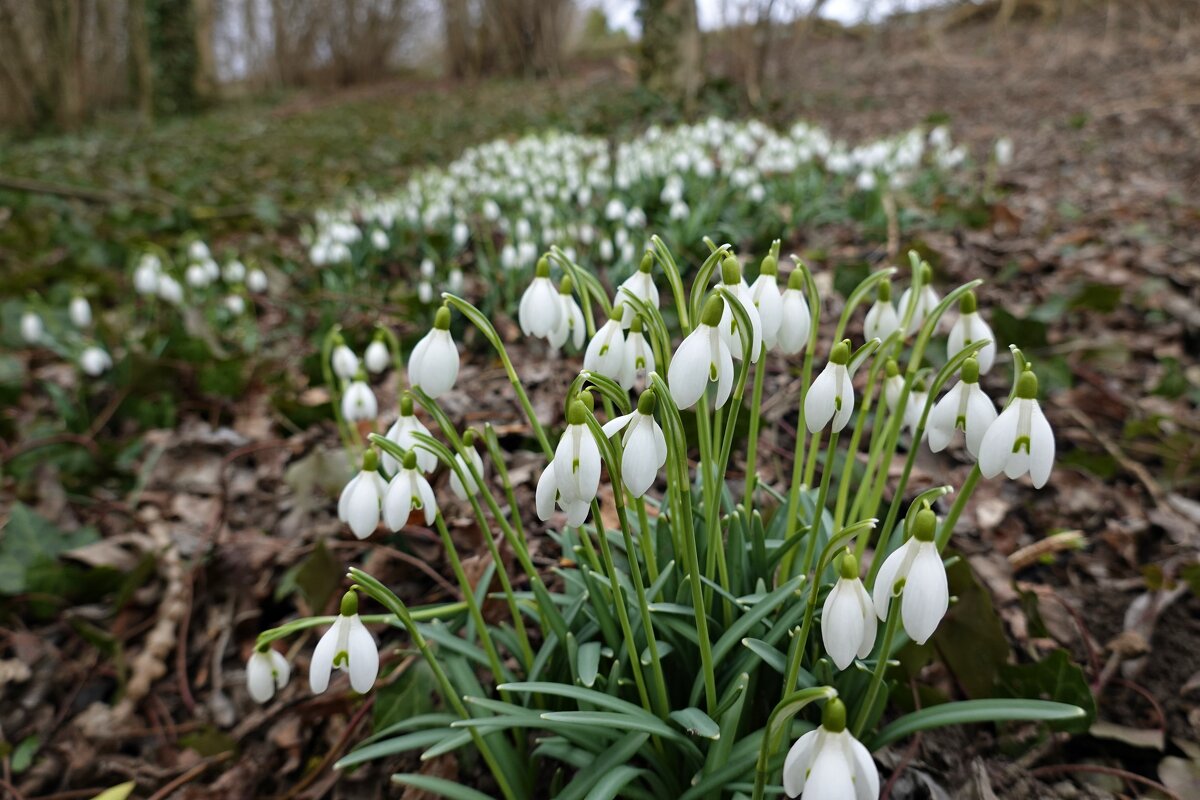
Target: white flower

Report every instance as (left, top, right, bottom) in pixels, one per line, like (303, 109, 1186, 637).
(995, 137, 1014, 167)
(310, 593, 379, 695)
(783, 699, 878, 800)
(519, 259, 563, 339)
(338, 455, 387, 539)
(947, 291, 996, 374)
(717, 256, 763, 362)
(383, 452, 438, 530)
(420, 258, 435, 279)
(158, 275, 183, 304)
(978, 369, 1054, 488)
(246, 268, 269, 293)
(224, 259, 246, 282)
(134, 262, 160, 295)
(69, 296, 92, 328)
(602, 392, 667, 497)
(185, 263, 209, 288)
(863, 282, 899, 343)
(926, 358, 997, 458)
(341, 380, 377, 422)
(619, 321, 655, 391)
(667, 297, 734, 410)
(548, 280, 585, 351)
(408, 308, 460, 398)
(452, 221, 469, 248)
(449, 437, 485, 500)
(20, 312, 42, 344)
(604, 198, 626, 221)
(224, 295, 245, 315)
(536, 400, 601, 526)
(821, 555, 877, 671)
(382, 396, 436, 474)
(371, 229, 390, 250)
(749, 258, 783, 350)
(364, 339, 390, 373)
(805, 341, 855, 433)
(188, 240, 210, 262)
(418, 281, 434, 303)
(777, 270, 812, 355)
(872, 508, 947, 645)
(332, 344, 359, 380)
(246, 648, 290, 703)
(617, 255, 660, 328)
(583, 313, 626, 382)
(447, 268, 463, 294)
(898, 266, 940, 336)
(80, 346, 113, 376)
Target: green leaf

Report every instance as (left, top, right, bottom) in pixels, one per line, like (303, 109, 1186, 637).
(557, 732, 649, 800)
(292, 538, 340, 612)
(0, 504, 100, 595)
(930, 556, 1010, 698)
(374, 660, 437, 732)
(741, 638, 786, 673)
(1069, 282, 1122, 312)
(670, 708, 720, 740)
(11, 735, 38, 773)
(87, 783, 137, 800)
(336, 728, 454, 769)
(868, 699, 1087, 750)
(390, 774, 496, 800)
(578, 641, 601, 688)
(995, 649, 1096, 733)
(583, 765, 645, 800)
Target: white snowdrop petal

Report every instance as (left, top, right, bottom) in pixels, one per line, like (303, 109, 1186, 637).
(964, 387, 998, 459)
(383, 474, 414, 531)
(871, 540, 911, 620)
(782, 729, 821, 798)
(269, 650, 291, 691)
(1028, 404, 1055, 489)
(978, 404, 1020, 479)
(902, 542, 949, 645)
(853, 581, 878, 659)
(714, 337, 734, 409)
(246, 652, 277, 703)
(417, 474, 438, 524)
(309, 621, 340, 693)
(667, 328, 711, 409)
(804, 365, 837, 433)
(346, 617, 379, 693)
(602, 412, 636, 438)
(803, 742, 858, 800)
(535, 464, 559, 521)
(822, 580, 864, 671)
(621, 418, 658, 497)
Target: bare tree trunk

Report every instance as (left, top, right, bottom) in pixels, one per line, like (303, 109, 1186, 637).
(443, 0, 474, 78)
(49, 0, 85, 129)
(129, 0, 154, 121)
(192, 0, 217, 99)
(639, 0, 702, 106)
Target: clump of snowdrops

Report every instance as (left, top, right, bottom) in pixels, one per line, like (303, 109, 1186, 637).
(252, 237, 1082, 799)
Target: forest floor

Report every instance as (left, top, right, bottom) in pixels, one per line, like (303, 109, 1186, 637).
(2, 7, 1199, 800)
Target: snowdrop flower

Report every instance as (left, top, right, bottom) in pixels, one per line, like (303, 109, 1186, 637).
(20, 311, 42, 344)
(783, 697, 878, 800)
(620, 318, 655, 391)
(548, 277, 585, 351)
(872, 507, 947, 645)
(856, 170, 878, 192)
(134, 261, 160, 295)
(519, 257, 563, 339)
(821, 553, 877, 671)
(602, 390, 667, 497)
(777, 270, 813, 355)
(185, 263, 209, 288)
(805, 340, 855, 433)
(246, 269, 269, 293)
(598, 237, 614, 262)
(449, 431, 485, 500)
(364, 337, 390, 374)
(902, 379, 929, 439)
(447, 268, 463, 294)
(668, 296, 734, 410)
(995, 137, 1014, 167)
(341, 375, 378, 422)
(383, 450, 437, 530)
(188, 240, 210, 262)
(898, 264, 940, 336)
(717, 256, 763, 363)
(224, 295, 245, 315)
(408, 306, 459, 398)
(452, 221, 469, 248)
(338, 450, 387, 539)
(978, 368, 1054, 488)
(536, 398, 601, 526)
(370, 229, 389, 250)
(583, 306, 626, 383)
(617, 253, 660, 328)
(224, 259, 246, 283)
(246, 647, 290, 703)
(310, 591, 379, 695)
(158, 274, 183, 305)
(749, 253, 783, 350)
(331, 342, 359, 381)
(927, 357, 997, 458)
(882, 359, 905, 414)
(382, 394, 436, 474)
(420, 258, 435, 280)
(80, 346, 112, 376)
(418, 281, 434, 304)
(947, 291, 996, 374)
(863, 280, 899, 343)
(69, 296, 92, 328)
(604, 198, 626, 221)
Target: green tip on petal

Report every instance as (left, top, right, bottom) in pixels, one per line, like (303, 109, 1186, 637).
(462, 428, 478, 447)
(701, 296, 725, 327)
(822, 697, 847, 733)
(637, 390, 657, 415)
(559, 275, 574, 295)
(913, 507, 937, 542)
(787, 269, 805, 290)
(639, 251, 653, 273)
(535, 256, 550, 278)
(400, 393, 414, 416)
(1016, 368, 1039, 399)
(877, 279, 892, 302)
(921, 263, 933, 282)
(362, 449, 379, 472)
(567, 399, 589, 426)
(760, 253, 778, 277)
(720, 254, 741, 285)
(837, 551, 859, 580)
(434, 306, 451, 330)
(885, 358, 900, 378)
(340, 590, 359, 616)
(830, 340, 851, 366)
(961, 357, 980, 384)
(959, 290, 977, 314)
(402, 450, 417, 470)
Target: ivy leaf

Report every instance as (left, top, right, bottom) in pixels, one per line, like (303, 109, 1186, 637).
(996, 649, 1096, 734)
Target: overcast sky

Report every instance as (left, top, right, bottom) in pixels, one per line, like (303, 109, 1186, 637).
(599, 0, 936, 33)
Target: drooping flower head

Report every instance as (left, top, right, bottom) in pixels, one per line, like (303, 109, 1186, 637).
(863, 279, 899, 344)
(717, 254, 763, 363)
(69, 295, 92, 328)
(80, 346, 113, 377)
(668, 295, 734, 410)
(872, 507, 948, 645)
(783, 697, 879, 800)
(536, 396, 602, 526)
(519, 256, 563, 339)
(383, 449, 438, 530)
(617, 251, 660, 329)
(331, 338, 359, 381)
(583, 304, 626, 383)
(978, 367, 1054, 488)
(947, 290, 996, 374)
(750, 251, 783, 350)
(805, 339, 855, 433)
(899, 263, 940, 336)
(821, 552, 877, 672)
(339, 449, 387, 539)
(246, 646, 290, 704)
(620, 317, 655, 391)
(601, 390, 667, 498)
(777, 269, 813, 356)
(450, 429, 486, 500)
(926, 357, 997, 458)
(310, 590, 379, 695)
(548, 276, 585, 351)
(341, 371, 378, 423)
(409, 305, 460, 398)
(364, 334, 390, 374)
(383, 393, 437, 474)
(20, 311, 43, 344)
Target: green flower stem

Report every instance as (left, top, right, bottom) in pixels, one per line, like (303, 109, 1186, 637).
(650, 235, 691, 334)
(695, 394, 723, 600)
(650, 371, 717, 714)
(574, 521, 604, 574)
(751, 687, 838, 800)
(254, 606, 468, 649)
(635, 496, 661, 594)
(834, 360, 881, 531)
(798, 430, 839, 579)
(375, 322, 406, 376)
(780, 259, 821, 577)
(936, 464, 981, 551)
(743, 346, 768, 514)
(320, 325, 359, 461)
(483, 423, 527, 542)
(851, 592, 903, 739)
(349, 569, 523, 800)
(441, 294, 553, 457)
(849, 372, 895, 532)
